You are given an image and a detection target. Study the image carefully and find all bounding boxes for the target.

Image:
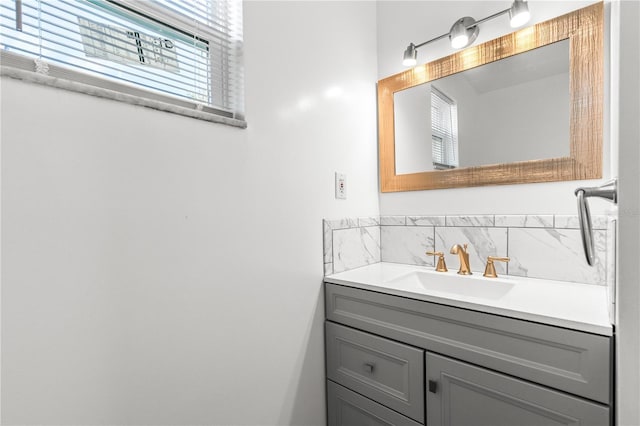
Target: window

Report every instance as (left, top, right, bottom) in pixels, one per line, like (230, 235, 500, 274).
(431, 86, 459, 170)
(0, 0, 244, 126)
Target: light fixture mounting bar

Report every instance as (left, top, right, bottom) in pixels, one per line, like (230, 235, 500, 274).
(414, 32, 450, 49)
(472, 8, 510, 27)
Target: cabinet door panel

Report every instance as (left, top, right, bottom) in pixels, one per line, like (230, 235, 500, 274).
(426, 353, 609, 426)
(327, 381, 422, 426)
(326, 322, 424, 422)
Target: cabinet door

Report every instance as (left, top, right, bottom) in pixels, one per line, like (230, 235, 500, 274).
(426, 353, 609, 426)
(327, 381, 422, 426)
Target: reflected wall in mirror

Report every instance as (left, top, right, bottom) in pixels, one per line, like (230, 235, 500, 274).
(379, 3, 603, 192)
(394, 40, 570, 175)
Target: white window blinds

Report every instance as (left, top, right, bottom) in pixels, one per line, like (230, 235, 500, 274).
(431, 86, 459, 170)
(0, 0, 244, 125)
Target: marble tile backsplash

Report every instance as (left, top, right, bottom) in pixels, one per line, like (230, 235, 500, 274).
(324, 217, 380, 274)
(434, 227, 509, 276)
(323, 214, 615, 287)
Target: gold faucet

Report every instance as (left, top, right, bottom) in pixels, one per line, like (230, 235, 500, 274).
(426, 251, 448, 272)
(450, 244, 472, 275)
(483, 256, 510, 278)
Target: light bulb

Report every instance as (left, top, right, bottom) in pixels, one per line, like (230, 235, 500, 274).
(402, 57, 417, 67)
(451, 34, 469, 49)
(510, 10, 530, 27)
(509, 0, 530, 28)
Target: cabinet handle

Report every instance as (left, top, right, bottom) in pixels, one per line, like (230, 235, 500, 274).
(363, 362, 375, 373)
(428, 380, 438, 393)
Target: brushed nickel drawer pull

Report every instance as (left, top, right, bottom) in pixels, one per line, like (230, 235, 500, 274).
(363, 362, 375, 373)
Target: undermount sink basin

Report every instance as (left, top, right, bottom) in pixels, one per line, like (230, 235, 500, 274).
(385, 270, 515, 300)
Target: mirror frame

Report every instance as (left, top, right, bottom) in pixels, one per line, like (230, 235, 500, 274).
(378, 2, 603, 192)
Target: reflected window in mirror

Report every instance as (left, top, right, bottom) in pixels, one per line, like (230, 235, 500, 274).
(431, 86, 459, 170)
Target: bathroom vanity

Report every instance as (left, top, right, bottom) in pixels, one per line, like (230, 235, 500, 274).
(324, 263, 613, 426)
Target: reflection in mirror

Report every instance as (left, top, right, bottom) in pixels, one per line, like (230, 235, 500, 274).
(394, 40, 570, 175)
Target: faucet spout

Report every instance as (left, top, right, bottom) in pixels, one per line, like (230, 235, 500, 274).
(450, 243, 472, 275)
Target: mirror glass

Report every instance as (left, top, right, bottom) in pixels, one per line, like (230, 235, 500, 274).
(394, 40, 570, 175)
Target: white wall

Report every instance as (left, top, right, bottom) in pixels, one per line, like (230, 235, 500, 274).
(613, 1, 640, 424)
(460, 72, 570, 167)
(0, 1, 379, 424)
(394, 84, 432, 174)
(377, 0, 612, 215)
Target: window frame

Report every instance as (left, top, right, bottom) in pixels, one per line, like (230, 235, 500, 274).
(0, 0, 245, 128)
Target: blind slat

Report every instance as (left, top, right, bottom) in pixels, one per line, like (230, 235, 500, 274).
(0, 0, 243, 119)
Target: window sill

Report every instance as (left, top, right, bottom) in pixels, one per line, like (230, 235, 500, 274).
(1, 66, 247, 129)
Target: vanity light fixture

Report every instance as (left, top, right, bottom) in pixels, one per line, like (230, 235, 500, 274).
(402, 43, 417, 67)
(449, 17, 479, 49)
(402, 0, 531, 67)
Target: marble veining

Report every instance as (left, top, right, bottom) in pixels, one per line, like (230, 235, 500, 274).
(555, 215, 609, 230)
(381, 226, 435, 266)
(446, 215, 495, 227)
(323, 218, 359, 264)
(380, 216, 406, 226)
(435, 227, 508, 274)
(323, 220, 333, 264)
(358, 216, 380, 227)
(508, 228, 606, 285)
(332, 226, 381, 274)
(495, 215, 554, 228)
(326, 218, 358, 230)
(407, 215, 446, 226)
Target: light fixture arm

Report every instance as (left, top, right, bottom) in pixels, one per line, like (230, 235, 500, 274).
(402, 1, 530, 66)
(411, 7, 510, 51)
(413, 32, 450, 49)
(472, 8, 510, 27)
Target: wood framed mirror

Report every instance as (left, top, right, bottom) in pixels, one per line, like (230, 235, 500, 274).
(378, 2, 603, 192)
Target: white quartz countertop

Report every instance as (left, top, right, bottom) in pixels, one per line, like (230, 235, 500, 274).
(325, 262, 612, 336)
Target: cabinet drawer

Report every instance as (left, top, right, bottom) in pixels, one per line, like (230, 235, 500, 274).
(326, 322, 424, 423)
(326, 283, 611, 404)
(426, 352, 609, 426)
(327, 380, 422, 426)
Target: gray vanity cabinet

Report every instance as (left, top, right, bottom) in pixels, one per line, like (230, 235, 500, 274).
(327, 381, 421, 426)
(324, 282, 612, 426)
(426, 353, 609, 426)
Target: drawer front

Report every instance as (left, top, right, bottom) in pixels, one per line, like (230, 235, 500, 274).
(326, 283, 611, 404)
(326, 322, 424, 423)
(426, 352, 610, 426)
(327, 381, 422, 426)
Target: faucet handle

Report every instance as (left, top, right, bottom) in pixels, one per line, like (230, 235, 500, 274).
(426, 251, 448, 272)
(483, 256, 510, 278)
